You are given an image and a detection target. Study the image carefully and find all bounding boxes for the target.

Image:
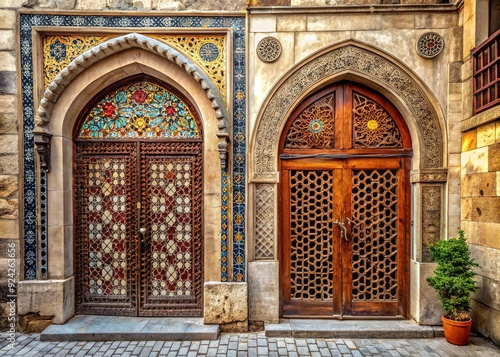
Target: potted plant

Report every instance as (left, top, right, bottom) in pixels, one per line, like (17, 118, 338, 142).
(426, 230, 480, 345)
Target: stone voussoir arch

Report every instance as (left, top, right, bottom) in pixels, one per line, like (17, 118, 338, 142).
(33, 32, 230, 167)
(252, 41, 445, 180)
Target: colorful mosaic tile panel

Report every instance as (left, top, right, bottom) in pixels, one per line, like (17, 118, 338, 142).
(20, 14, 246, 282)
(221, 170, 229, 281)
(79, 81, 201, 139)
(43, 34, 227, 101)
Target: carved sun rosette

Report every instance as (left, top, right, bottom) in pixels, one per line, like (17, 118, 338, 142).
(416, 32, 444, 59)
(257, 36, 282, 63)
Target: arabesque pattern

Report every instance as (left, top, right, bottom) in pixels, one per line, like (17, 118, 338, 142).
(351, 169, 398, 301)
(43, 35, 112, 87)
(285, 94, 335, 149)
(353, 92, 402, 148)
(290, 170, 334, 301)
(79, 81, 200, 139)
(43, 34, 226, 100)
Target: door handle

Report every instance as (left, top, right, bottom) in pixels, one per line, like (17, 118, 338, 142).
(333, 220, 348, 241)
(139, 227, 148, 252)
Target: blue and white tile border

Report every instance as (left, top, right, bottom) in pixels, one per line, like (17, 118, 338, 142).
(19, 13, 246, 282)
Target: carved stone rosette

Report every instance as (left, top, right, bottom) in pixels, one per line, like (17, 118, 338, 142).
(257, 37, 282, 63)
(416, 32, 444, 59)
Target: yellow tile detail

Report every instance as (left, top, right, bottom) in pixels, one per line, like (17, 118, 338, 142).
(462, 129, 477, 152)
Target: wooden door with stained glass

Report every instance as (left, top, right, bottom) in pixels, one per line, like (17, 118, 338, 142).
(74, 79, 203, 316)
(279, 82, 412, 318)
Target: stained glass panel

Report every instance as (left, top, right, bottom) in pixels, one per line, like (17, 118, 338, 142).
(78, 81, 201, 139)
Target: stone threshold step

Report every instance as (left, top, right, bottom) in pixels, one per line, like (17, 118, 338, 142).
(265, 319, 444, 339)
(40, 315, 219, 341)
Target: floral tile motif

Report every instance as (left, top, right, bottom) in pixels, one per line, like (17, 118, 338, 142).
(21, 14, 246, 282)
(79, 81, 200, 139)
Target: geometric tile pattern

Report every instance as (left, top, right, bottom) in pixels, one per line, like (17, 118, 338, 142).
(20, 14, 246, 281)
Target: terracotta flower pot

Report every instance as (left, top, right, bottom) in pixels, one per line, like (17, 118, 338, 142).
(442, 315, 472, 345)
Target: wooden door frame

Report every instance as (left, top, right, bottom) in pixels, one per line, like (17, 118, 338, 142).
(74, 140, 204, 317)
(278, 81, 412, 319)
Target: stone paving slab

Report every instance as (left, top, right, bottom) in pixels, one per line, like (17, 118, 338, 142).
(40, 315, 219, 341)
(266, 319, 444, 339)
(1, 332, 499, 356)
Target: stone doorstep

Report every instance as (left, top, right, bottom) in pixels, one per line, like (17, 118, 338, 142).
(40, 315, 219, 342)
(265, 319, 445, 339)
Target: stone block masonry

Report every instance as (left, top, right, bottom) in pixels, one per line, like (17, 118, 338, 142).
(0, 3, 19, 334)
(461, 117, 500, 345)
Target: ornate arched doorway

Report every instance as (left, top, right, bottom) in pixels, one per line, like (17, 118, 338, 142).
(279, 82, 411, 318)
(74, 77, 204, 316)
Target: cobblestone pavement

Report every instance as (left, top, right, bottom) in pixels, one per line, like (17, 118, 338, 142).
(1, 332, 499, 356)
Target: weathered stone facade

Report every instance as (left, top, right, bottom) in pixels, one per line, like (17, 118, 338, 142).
(461, 117, 500, 343)
(458, 0, 500, 344)
(0, 0, 498, 345)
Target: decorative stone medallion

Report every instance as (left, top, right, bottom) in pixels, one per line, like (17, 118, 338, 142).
(416, 32, 444, 59)
(198, 42, 220, 62)
(257, 36, 282, 63)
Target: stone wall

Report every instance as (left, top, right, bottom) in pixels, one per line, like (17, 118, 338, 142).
(461, 116, 500, 345)
(24, 0, 246, 11)
(0, 0, 22, 330)
(250, 0, 444, 5)
(459, 0, 500, 345)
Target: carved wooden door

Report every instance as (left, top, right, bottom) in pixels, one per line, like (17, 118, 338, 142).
(74, 142, 203, 317)
(279, 82, 411, 318)
(74, 79, 203, 317)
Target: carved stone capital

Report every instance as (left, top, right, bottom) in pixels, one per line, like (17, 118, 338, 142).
(33, 131, 53, 172)
(251, 172, 280, 183)
(410, 169, 448, 183)
(217, 133, 229, 170)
